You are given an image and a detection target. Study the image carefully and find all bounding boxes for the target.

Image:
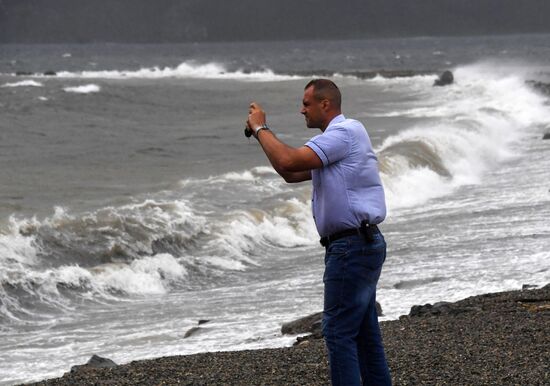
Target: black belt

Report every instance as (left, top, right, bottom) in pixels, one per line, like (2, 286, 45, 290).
(320, 222, 379, 247)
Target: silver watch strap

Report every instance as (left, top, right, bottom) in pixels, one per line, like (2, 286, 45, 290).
(254, 124, 269, 134)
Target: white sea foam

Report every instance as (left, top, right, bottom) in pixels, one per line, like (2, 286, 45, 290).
(222, 171, 257, 182)
(0, 218, 39, 266)
(205, 197, 317, 265)
(252, 166, 279, 175)
(53, 61, 299, 81)
(92, 253, 187, 294)
(381, 162, 454, 210)
(200, 255, 248, 271)
(332, 72, 437, 84)
(213, 167, 279, 183)
(63, 84, 101, 93)
(180, 166, 281, 191)
(368, 74, 436, 86)
(1, 80, 43, 88)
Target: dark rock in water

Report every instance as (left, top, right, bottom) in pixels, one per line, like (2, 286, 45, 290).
(393, 276, 447, 290)
(70, 355, 117, 373)
(184, 320, 212, 338)
(15, 71, 33, 76)
(434, 70, 454, 86)
(282, 302, 383, 340)
(526, 80, 550, 95)
(184, 326, 203, 338)
(542, 133, 550, 140)
(43, 70, 57, 76)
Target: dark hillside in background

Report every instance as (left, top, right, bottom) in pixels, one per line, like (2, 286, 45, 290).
(1, 0, 549, 43)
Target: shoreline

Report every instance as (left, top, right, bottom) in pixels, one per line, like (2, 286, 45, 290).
(23, 284, 549, 385)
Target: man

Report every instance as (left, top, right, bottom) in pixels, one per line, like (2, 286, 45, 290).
(246, 79, 391, 386)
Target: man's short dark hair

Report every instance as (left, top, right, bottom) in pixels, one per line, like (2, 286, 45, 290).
(305, 79, 341, 109)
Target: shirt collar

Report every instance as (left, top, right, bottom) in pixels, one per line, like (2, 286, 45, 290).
(325, 114, 345, 131)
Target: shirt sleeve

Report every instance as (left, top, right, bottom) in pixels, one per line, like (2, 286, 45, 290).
(305, 126, 350, 166)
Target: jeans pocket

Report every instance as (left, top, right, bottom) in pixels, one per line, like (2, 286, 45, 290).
(360, 247, 385, 271)
(326, 239, 348, 260)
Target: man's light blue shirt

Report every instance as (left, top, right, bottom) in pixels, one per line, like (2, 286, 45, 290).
(305, 114, 386, 237)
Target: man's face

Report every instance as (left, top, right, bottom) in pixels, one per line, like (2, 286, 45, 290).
(301, 86, 325, 129)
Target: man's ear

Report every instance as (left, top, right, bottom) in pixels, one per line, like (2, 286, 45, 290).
(321, 99, 330, 111)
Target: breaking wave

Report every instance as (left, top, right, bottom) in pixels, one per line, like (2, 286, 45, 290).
(1, 80, 43, 88)
(377, 62, 550, 210)
(0, 172, 317, 324)
(52, 61, 300, 81)
(63, 84, 101, 93)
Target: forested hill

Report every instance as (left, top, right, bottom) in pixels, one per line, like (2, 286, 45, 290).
(1, 0, 549, 43)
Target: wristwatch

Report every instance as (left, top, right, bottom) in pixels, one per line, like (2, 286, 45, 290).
(254, 124, 270, 135)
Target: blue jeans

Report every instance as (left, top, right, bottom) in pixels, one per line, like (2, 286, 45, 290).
(322, 232, 391, 386)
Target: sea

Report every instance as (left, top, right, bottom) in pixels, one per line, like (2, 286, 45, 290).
(1, 34, 549, 385)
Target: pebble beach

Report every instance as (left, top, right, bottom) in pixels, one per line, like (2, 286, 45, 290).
(25, 284, 549, 386)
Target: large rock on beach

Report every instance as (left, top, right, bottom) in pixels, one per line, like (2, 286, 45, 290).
(408, 301, 480, 317)
(408, 284, 550, 318)
(281, 312, 323, 336)
(282, 302, 383, 342)
(70, 355, 117, 373)
(433, 70, 454, 86)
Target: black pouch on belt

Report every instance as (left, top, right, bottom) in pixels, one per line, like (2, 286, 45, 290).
(360, 220, 375, 242)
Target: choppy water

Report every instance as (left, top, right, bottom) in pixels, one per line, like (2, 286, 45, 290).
(1, 35, 549, 385)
